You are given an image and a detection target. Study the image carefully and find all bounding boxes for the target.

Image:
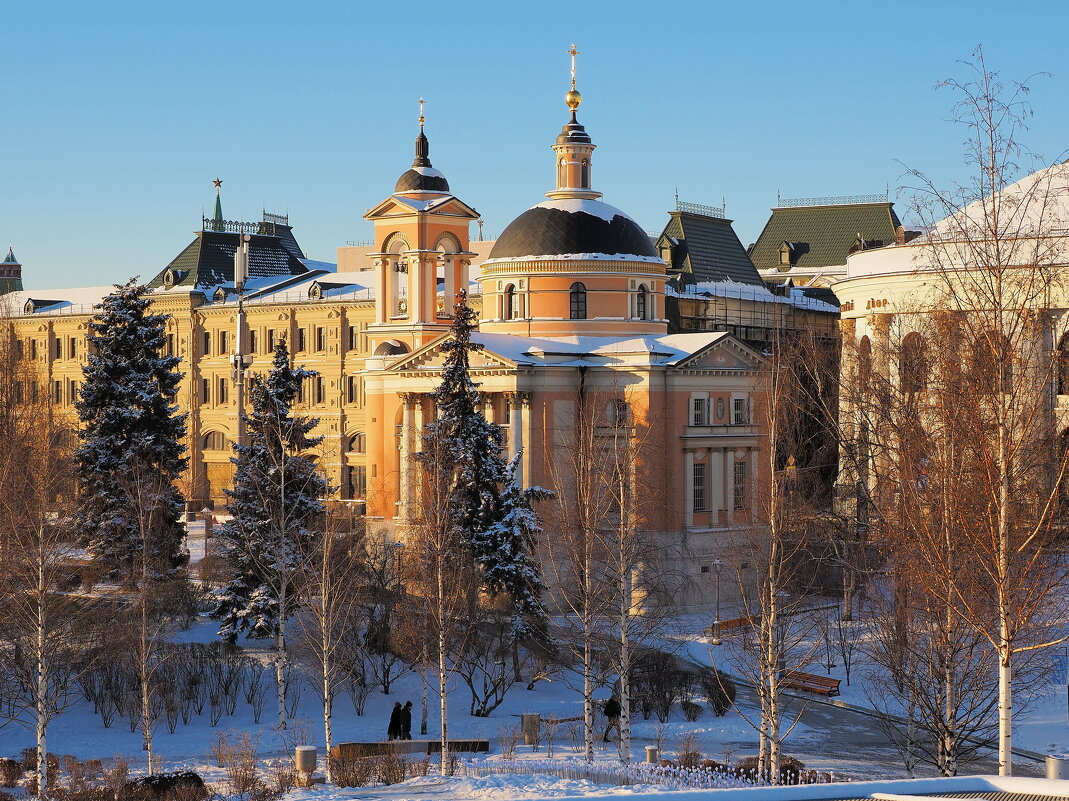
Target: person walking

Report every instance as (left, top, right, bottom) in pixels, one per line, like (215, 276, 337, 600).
(400, 701, 413, 740)
(602, 695, 622, 743)
(387, 701, 402, 740)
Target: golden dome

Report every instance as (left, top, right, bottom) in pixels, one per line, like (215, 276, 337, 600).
(565, 88, 582, 110)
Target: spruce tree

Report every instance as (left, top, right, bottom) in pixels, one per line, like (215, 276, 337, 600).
(75, 278, 188, 581)
(421, 292, 548, 632)
(212, 339, 326, 642)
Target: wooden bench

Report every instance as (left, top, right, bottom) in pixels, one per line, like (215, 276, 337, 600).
(780, 671, 841, 697)
(330, 740, 489, 759)
(703, 616, 754, 637)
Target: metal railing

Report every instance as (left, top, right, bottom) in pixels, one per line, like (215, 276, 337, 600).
(676, 199, 726, 218)
(778, 193, 888, 207)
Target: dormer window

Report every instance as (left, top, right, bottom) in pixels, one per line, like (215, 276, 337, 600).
(309, 282, 323, 300)
(778, 242, 792, 269)
(213, 287, 227, 303)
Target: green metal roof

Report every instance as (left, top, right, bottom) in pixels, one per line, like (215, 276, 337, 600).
(656, 210, 764, 286)
(748, 202, 902, 272)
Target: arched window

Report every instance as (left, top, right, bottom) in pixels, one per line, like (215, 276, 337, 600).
(346, 432, 366, 454)
(1058, 334, 1069, 395)
(558, 158, 567, 187)
(504, 284, 516, 320)
(636, 285, 649, 320)
(570, 282, 587, 319)
(202, 431, 228, 450)
(580, 159, 590, 187)
(857, 336, 872, 387)
(971, 331, 1012, 394)
(901, 332, 928, 395)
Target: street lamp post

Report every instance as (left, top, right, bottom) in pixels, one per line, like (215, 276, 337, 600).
(711, 557, 724, 646)
(231, 234, 253, 448)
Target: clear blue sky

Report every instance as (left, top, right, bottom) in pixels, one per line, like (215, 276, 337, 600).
(5, 0, 1069, 290)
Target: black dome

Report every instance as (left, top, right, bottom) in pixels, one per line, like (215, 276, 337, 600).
(489, 200, 658, 260)
(394, 167, 450, 193)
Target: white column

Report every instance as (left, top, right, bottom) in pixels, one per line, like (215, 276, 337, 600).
(520, 393, 532, 486)
(726, 451, 735, 524)
(399, 393, 415, 522)
(711, 449, 724, 514)
(443, 256, 454, 316)
(749, 447, 758, 513)
(509, 393, 523, 462)
(684, 451, 694, 529)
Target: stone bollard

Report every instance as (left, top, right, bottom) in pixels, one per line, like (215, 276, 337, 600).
(1047, 754, 1069, 780)
(295, 746, 317, 786)
(645, 746, 659, 764)
(521, 713, 541, 747)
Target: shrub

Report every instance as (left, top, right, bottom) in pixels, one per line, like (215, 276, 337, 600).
(329, 756, 375, 788)
(680, 700, 705, 722)
(125, 771, 208, 801)
(0, 759, 21, 788)
(698, 667, 736, 716)
(376, 754, 407, 786)
(676, 734, 702, 769)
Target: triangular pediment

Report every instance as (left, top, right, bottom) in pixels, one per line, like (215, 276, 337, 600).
(677, 336, 763, 370)
(386, 335, 518, 372)
(364, 194, 480, 221)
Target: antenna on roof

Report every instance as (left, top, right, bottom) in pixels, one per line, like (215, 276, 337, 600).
(777, 189, 781, 206)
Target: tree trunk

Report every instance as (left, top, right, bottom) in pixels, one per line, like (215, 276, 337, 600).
(36, 549, 49, 801)
(617, 569, 632, 764)
(582, 623, 594, 761)
(276, 627, 288, 731)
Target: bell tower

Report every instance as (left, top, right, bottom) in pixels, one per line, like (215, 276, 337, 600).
(364, 100, 480, 355)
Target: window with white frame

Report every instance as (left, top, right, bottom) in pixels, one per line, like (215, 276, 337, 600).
(732, 396, 749, 425)
(733, 460, 747, 509)
(691, 396, 709, 426)
(692, 462, 707, 511)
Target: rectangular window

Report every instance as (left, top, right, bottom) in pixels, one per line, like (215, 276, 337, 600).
(316, 327, 326, 352)
(67, 379, 77, 404)
(692, 463, 706, 512)
(347, 376, 357, 404)
(202, 331, 211, 357)
(347, 325, 357, 351)
(13, 340, 23, 360)
(691, 397, 708, 426)
(315, 376, 325, 404)
(248, 329, 258, 355)
(218, 378, 228, 404)
(53, 337, 61, 359)
(734, 461, 748, 509)
(220, 330, 229, 354)
(166, 334, 175, 356)
(296, 328, 307, 353)
(69, 338, 77, 359)
(353, 465, 367, 499)
(732, 397, 748, 425)
(30, 339, 37, 359)
(201, 378, 210, 404)
(53, 380, 61, 404)
(267, 330, 276, 353)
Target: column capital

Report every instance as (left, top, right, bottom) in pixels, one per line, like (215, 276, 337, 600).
(398, 392, 418, 408)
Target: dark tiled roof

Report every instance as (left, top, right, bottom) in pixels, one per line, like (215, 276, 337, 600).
(748, 202, 902, 272)
(147, 227, 310, 290)
(656, 211, 764, 286)
(490, 205, 658, 260)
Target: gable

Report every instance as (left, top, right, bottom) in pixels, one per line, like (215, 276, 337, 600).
(386, 336, 519, 372)
(677, 337, 761, 370)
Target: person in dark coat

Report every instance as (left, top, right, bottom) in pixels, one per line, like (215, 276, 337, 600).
(387, 701, 402, 740)
(400, 701, 413, 740)
(602, 695, 622, 743)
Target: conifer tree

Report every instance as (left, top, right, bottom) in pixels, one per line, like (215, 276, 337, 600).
(212, 339, 325, 729)
(75, 278, 187, 581)
(422, 292, 548, 633)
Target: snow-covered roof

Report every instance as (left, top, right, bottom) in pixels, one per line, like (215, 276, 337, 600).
(468, 331, 738, 368)
(667, 278, 839, 314)
(9, 285, 119, 316)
